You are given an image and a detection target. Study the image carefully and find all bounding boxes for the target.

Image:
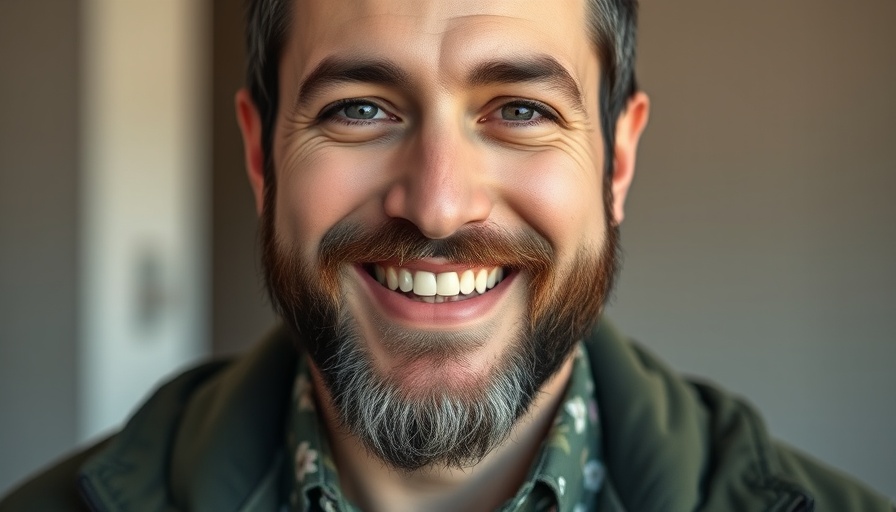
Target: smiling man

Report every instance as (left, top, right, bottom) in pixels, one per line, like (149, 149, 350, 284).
(1, 0, 893, 511)
(236, 0, 644, 509)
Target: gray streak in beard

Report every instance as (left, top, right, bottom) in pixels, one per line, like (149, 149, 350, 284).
(324, 310, 533, 471)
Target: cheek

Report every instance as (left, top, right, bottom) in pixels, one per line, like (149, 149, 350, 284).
(495, 149, 606, 259)
(273, 141, 393, 258)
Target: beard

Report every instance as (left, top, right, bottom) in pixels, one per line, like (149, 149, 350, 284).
(262, 192, 619, 471)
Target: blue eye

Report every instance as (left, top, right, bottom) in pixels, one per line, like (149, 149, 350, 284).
(343, 103, 380, 120)
(320, 99, 396, 125)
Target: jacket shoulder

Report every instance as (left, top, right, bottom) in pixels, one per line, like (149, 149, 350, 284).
(771, 437, 894, 512)
(583, 320, 893, 511)
(2, 325, 296, 511)
(0, 438, 112, 512)
(0, 357, 233, 511)
(690, 380, 893, 511)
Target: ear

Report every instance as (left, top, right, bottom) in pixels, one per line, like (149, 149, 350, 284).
(610, 91, 650, 224)
(235, 88, 266, 216)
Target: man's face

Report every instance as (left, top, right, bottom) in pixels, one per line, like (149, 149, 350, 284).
(242, 0, 640, 469)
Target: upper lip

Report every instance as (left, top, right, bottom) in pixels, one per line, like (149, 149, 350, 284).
(365, 259, 504, 274)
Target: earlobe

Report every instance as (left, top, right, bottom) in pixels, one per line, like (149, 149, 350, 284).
(610, 91, 650, 224)
(235, 88, 267, 216)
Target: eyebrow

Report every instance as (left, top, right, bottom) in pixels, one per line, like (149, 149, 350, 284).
(294, 57, 411, 112)
(467, 55, 587, 116)
(293, 54, 587, 117)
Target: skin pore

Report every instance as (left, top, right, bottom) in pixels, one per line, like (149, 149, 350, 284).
(236, 0, 649, 510)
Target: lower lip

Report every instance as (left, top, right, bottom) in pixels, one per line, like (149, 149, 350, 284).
(355, 265, 516, 327)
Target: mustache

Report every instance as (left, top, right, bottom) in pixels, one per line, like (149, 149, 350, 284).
(313, 219, 557, 323)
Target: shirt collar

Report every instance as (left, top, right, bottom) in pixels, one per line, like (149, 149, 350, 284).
(285, 343, 604, 512)
(516, 343, 606, 512)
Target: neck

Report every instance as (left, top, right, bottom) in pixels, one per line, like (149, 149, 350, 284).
(309, 355, 574, 512)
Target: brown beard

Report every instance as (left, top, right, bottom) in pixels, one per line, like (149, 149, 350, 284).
(261, 188, 619, 469)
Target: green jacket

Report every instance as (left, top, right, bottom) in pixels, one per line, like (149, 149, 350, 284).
(2, 321, 892, 511)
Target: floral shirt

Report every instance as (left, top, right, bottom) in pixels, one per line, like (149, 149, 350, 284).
(285, 344, 605, 512)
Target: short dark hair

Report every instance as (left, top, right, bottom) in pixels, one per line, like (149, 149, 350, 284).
(245, 0, 639, 177)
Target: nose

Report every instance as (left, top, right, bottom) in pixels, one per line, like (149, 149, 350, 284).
(383, 120, 493, 239)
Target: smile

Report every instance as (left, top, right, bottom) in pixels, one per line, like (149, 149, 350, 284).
(368, 263, 507, 304)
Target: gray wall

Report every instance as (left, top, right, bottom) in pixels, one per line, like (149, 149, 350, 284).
(0, 0, 81, 493)
(607, 0, 896, 497)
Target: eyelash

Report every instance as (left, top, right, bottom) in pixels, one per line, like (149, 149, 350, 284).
(317, 98, 399, 126)
(316, 98, 561, 127)
(491, 99, 560, 127)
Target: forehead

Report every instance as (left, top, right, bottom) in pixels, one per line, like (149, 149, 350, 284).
(286, 0, 597, 85)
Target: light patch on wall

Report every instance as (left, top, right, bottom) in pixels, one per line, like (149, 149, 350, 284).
(79, 0, 209, 441)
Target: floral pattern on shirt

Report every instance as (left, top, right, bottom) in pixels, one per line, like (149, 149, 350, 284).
(294, 441, 318, 483)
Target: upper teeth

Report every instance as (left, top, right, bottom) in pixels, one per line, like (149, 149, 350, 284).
(372, 264, 505, 297)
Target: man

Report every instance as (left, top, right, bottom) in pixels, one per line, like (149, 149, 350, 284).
(1, 0, 892, 510)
